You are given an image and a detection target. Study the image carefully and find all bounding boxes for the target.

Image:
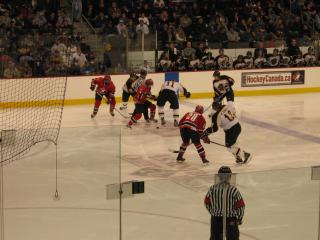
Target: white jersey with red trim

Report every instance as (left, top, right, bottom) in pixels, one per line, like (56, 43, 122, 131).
(213, 101, 239, 131)
(161, 81, 185, 95)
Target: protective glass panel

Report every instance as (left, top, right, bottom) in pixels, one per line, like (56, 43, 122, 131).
(122, 167, 319, 240)
(127, 33, 156, 72)
(237, 167, 319, 240)
(3, 125, 121, 240)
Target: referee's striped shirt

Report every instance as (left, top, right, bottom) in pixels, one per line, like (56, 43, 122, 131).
(204, 182, 245, 220)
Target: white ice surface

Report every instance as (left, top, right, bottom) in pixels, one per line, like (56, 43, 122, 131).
(2, 93, 320, 240)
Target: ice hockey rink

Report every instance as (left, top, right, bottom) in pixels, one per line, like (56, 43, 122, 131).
(2, 93, 320, 240)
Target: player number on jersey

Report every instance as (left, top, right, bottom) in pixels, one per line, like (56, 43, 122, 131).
(166, 81, 175, 87)
(224, 110, 236, 121)
(186, 113, 198, 122)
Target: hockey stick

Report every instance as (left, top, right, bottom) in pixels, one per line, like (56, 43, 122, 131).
(96, 92, 130, 119)
(114, 107, 131, 119)
(210, 140, 226, 147)
(204, 104, 212, 113)
(168, 148, 179, 153)
(168, 140, 225, 154)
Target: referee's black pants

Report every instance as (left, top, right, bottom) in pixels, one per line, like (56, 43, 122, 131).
(210, 216, 239, 240)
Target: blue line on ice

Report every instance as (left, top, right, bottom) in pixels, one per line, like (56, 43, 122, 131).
(241, 116, 320, 144)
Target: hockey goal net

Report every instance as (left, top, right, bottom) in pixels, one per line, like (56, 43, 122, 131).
(0, 76, 67, 165)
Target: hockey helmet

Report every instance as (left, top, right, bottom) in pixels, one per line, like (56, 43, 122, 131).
(129, 71, 138, 79)
(140, 69, 147, 77)
(212, 101, 222, 111)
(145, 79, 154, 86)
(104, 74, 111, 84)
(195, 105, 204, 114)
(213, 70, 220, 78)
(218, 166, 232, 174)
(218, 166, 232, 182)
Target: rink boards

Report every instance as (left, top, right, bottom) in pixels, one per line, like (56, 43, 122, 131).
(1, 67, 320, 106)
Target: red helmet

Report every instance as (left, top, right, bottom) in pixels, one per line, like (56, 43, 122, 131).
(104, 75, 111, 83)
(145, 79, 154, 86)
(195, 105, 204, 114)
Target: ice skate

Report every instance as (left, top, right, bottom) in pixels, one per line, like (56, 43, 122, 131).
(176, 156, 186, 163)
(202, 159, 210, 166)
(243, 152, 252, 164)
(161, 118, 166, 126)
(120, 105, 127, 110)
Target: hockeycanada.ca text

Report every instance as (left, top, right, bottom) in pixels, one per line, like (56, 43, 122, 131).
(245, 74, 291, 84)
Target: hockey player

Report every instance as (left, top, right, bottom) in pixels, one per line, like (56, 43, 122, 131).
(204, 101, 251, 164)
(177, 105, 210, 165)
(90, 75, 116, 118)
(157, 80, 191, 127)
(132, 69, 148, 93)
(119, 72, 139, 110)
(127, 79, 157, 128)
(132, 69, 150, 120)
(212, 70, 235, 104)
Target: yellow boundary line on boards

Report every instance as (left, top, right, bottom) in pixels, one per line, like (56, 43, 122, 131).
(1, 87, 320, 108)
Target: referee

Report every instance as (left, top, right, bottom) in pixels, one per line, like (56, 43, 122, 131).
(204, 166, 245, 240)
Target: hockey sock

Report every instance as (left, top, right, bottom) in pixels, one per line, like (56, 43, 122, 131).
(128, 113, 142, 126)
(150, 104, 156, 119)
(109, 97, 116, 113)
(173, 109, 179, 121)
(158, 106, 164, 119)
(178, 142, 188, 158)
(195, 143, 206, 160)
(229, 144, 245, 159)
(93, 100, 102, 115)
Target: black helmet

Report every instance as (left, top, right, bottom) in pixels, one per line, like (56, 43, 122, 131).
(212, 101, 222, 111)
(213, 70, 220, 78)
(130, 71, 138, 79)
(218, 166, 232, 174)
(140, 69, 147, 77)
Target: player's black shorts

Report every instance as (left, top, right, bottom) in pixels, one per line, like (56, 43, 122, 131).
(95, 92, 105, 101)
(157, 89, 179, 109)
(122, 90, 133, 102)
(132, 100, 154, 115)
(225, 123, 241, 147)
(180, 128, 201, 145)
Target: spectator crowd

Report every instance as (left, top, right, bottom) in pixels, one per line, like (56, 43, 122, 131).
(82, 0, 320, 48)
(0, 0, 97, 78)
(157, 40, 318, 71)
(1, 0, 320, 77)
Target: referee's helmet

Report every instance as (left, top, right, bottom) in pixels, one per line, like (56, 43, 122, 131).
(218, 166, 232, 182)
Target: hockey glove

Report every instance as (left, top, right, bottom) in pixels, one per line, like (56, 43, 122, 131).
(150, 95, 158, 101)
(90, 85, 95, 91)
(185, 92, 191, 98)
(201, 135, 210, 144)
